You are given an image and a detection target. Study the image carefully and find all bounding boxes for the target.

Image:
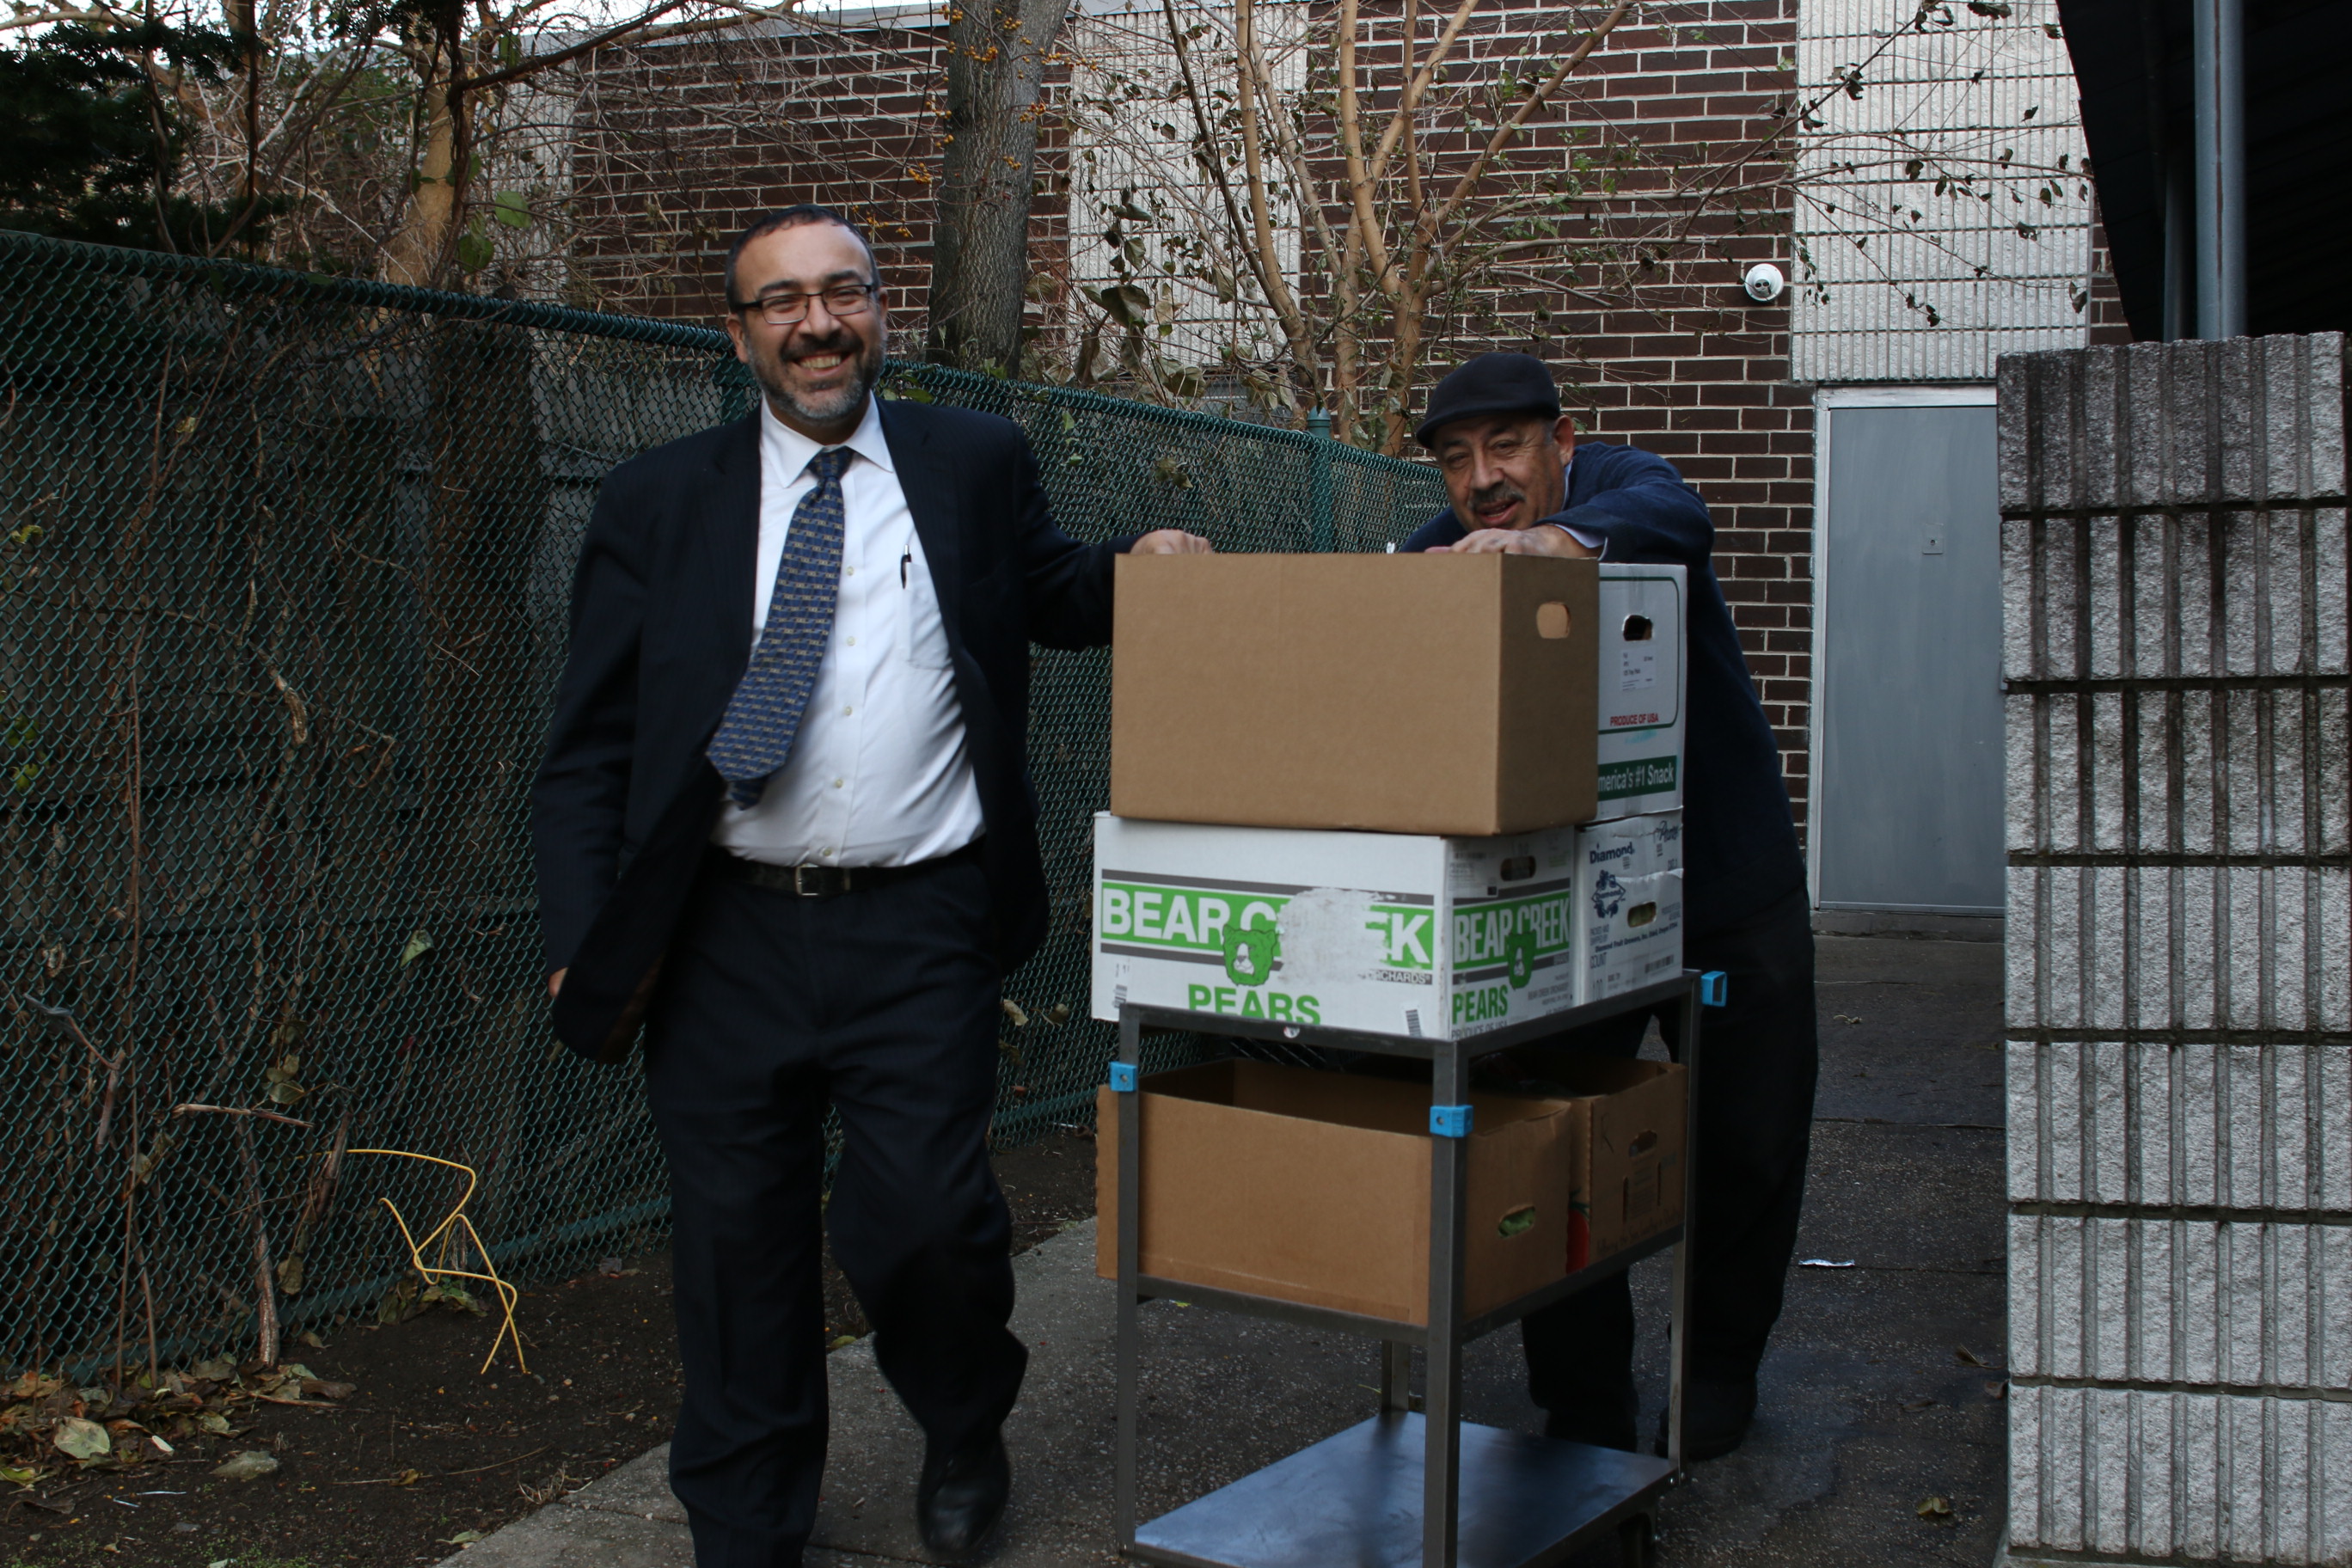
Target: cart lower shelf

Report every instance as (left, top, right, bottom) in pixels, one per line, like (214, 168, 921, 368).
(1128, 1411, 1674, 1568)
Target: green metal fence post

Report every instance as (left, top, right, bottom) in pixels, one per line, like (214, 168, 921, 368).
(1306, 407, 1333, 553)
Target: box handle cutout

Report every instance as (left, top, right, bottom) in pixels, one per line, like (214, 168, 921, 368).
(1621, 613, 1654, 641)
(1627, 1130, 1659, 1158)
(1499, 854, 1536, 882)
(1497, 1205, 1537, 1240)
(1624, 901, 1657, 928)
(1535, 602, 1572, 639)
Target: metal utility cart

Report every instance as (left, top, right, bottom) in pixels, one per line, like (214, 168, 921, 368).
(1110, 970, 1717, 1568)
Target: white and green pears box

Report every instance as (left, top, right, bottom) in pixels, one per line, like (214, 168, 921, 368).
(1594, 564, 1685, 820)
(1567, 811, 1685, 1002)
(1091, 810, 1684, 1040)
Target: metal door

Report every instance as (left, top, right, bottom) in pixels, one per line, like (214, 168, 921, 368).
(1812, 394, 2004, 915)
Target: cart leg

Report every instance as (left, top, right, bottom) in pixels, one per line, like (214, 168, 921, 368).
(1114, 1008, 1143, 1548)
(1423, 1038, 1469, 1568)
(1379, 1338, 1414, 1413)
(1618, 1511, 1657, 1568)
(1666, 976, 1705, 1473)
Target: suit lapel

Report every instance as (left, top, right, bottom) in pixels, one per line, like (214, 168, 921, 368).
(880, 398, 963, 646)
(696, 410, 764, 691)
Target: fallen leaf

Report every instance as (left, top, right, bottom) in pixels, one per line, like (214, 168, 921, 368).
(1833, 1013, 1864, 1025)
(399, 928, 434, 965)
(298, 1330, 327, 1350)
(148, 1434, 175, 1455)
(1955, 1345, 1987, 1367)
(1902, 1398, 1935, 1411)
(443, 1529, 485, 1546)
(300, 1378, 356, 1402)
(211, 1450, 279, 1481)
(827, 1335, 857, 1351)
(1917, 1495, 1954, 1519)
(197, 1412, 231, 1435)
(391, 1467, 425, 1486)
(190, 1357, 235, 1382)
(52, 1418, 111, 1460)
(0, 1464, 37, 1485)
(1987, 1381, 2009, 1400)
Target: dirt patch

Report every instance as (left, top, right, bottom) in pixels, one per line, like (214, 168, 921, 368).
(2, 1130, 1100, 1568)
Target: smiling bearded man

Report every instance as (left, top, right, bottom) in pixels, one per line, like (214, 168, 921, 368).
(532, 205, 1208, 1568)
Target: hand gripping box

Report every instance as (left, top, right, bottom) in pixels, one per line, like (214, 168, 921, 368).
(1091, 810, 1685, 1040)
(1593, 564, 1686, 820)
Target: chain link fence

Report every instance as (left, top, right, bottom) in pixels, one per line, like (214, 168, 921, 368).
(0, 230, 1449, 1378)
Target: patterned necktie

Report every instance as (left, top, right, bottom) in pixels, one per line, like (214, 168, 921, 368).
(708, 445, 854, 809)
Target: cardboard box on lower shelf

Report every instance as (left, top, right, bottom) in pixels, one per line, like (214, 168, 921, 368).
(1506, 1055, 1688, 1271)
(1094, 1059, 1576, 1325)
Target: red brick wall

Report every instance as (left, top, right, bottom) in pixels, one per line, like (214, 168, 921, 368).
(573, 0, 1826, 835)
(1316, 0, 1818, 831)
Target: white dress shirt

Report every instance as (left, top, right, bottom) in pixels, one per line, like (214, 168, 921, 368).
(710, 395, 985, 868)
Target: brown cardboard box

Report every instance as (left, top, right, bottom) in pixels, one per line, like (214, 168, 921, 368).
(1525, 1056, 1688, 1271)
(1110, 554, 1600, 835)
(1093, 1059, 1577, 1325)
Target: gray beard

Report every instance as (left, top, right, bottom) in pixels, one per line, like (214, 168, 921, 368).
(756, 342, 881, 428)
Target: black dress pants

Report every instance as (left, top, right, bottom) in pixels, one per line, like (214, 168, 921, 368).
(1517, 885, 1818, 1408)
(643, 852, 1026, 1568)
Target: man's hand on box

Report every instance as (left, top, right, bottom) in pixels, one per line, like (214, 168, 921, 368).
(1449, 524, 1596, 558)
(1131, 530, 1213, 554)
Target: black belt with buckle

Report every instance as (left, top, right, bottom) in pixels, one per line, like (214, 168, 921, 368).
(709, 840, 981, 898)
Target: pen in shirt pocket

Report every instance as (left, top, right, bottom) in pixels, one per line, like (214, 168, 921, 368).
(899, 543, 912, 588)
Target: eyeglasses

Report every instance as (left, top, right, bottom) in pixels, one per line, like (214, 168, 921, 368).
(730, 282, 881, 327)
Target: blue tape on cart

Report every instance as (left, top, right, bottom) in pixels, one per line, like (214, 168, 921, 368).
(1108, 1062, 1139, 1093)
(1429, 1104, 1474, 1138)
(1700, 971, 1730, 1008)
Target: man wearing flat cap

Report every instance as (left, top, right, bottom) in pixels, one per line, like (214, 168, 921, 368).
(1400, 352, 1818, 1461)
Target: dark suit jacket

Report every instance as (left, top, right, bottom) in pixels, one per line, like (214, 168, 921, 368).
(533, 397, 1130, 1062)
(1401, 440, 1803, 937)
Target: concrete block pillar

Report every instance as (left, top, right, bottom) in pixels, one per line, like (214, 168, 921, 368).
(2000, 333, 2352, 1565)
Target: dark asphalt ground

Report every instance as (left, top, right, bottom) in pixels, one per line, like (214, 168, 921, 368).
(434, 929, 2010, 1568)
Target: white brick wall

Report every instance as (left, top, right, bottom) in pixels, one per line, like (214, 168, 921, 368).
(2008, 1385, 2352, 1564)
(2000, 335, 2352, 1566)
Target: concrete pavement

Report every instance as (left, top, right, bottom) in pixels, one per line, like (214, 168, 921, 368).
(444, 933, 2006, 1568)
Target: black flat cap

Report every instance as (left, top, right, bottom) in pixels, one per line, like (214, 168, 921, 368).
(1413, 352, 1562, 446)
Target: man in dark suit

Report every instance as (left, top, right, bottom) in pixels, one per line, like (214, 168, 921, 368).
(1399, 353, 1818, 1462)
(532, 205, 1206, 1566)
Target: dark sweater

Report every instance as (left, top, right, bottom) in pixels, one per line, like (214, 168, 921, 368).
(1400, 440, 1802, 936)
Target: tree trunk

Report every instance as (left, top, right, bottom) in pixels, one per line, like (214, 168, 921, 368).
(924, 0, 1075, 372)
(383, 76, 457, 289)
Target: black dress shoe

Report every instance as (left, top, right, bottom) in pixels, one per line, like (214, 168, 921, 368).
(1540, 1375, 1639, 1452)
(1655, 1375, 1756, 1462)
(916, 1429, 1010, 1559)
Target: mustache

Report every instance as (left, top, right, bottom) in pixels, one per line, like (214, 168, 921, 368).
(1468, 480, 1526, 512)
(781, 334, 862, 364)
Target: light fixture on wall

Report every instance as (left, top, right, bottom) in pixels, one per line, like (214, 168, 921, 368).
(1742, 262, 1786, 303)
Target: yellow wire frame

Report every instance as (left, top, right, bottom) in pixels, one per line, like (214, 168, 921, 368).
(346, 1149, 528, 1375)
